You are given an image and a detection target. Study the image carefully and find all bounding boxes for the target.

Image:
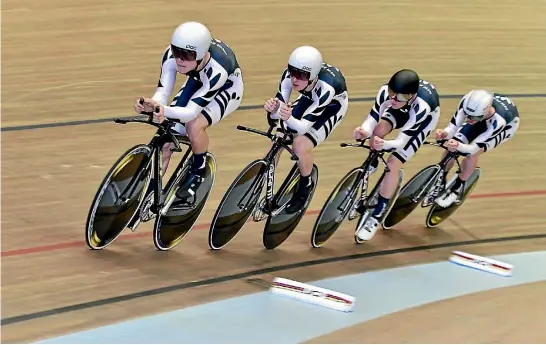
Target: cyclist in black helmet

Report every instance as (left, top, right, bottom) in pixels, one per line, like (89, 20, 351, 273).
(353, 69, 441, 241)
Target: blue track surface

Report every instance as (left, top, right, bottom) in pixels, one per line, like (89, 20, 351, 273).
(37, 250, 546, 344)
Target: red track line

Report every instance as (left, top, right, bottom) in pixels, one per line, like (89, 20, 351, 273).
(466, 189, 546, 199)
(3, 189, 546, 258)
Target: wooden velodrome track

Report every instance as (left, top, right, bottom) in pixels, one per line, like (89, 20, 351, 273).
(2, 0, 546, 342)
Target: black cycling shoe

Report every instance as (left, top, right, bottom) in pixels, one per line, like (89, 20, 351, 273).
(285, 179, 314, 214)
(172, 169, 205, 207)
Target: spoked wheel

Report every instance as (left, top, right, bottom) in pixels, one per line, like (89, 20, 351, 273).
(310, 167, 363, 248)
(153, 153, 217, 251)
(85, 144, 152, 250)
(382, 165, 441, 229)
(426, 168, 481, 228)
(208, 159, 267, 250)
(262, 164, 319, 250)
(354, 168, 405, 243)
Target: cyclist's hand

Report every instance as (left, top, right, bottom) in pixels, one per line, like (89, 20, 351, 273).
(446, 139, 459, 152)
(264, 98, 280, 113)
(134, 97, 157, 114)
(435, 129, 449, 140)
(152, 105, 165, 124)
(353, 126, 370, 140)
(279, 103, 292, 121)
(371, 137, 385, 150)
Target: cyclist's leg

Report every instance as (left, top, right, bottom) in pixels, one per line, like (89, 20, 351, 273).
(175, 69, 244, 200)
(286, 97, 348, 213)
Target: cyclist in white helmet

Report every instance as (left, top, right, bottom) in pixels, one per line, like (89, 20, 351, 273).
(264, 45, 349, 213)
(434, 90, 520, 207)
(133, 21, 244, 217)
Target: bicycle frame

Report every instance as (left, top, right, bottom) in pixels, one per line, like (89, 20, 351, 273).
(234, 120, 299, 216)
(337, 141, 392, 215)
(113, 103, 190, 216)
(412, 141, 465, 204)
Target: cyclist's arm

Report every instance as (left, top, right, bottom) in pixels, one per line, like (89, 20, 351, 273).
(163, 69, 229, 122)
(382, 105, 429, 150)
(458, 118, 506, 155)
(444, 98, 466, 139)
(152, 47, 177, 105)
(360, 85, 390, 135)
(285, 88, 335, 135)
(270, 69, 292, 120)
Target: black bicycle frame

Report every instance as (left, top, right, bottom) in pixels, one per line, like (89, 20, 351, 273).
(337, 141, 392, 213)
(113, 100, 189, 214)
(411, 140, 465, 203)
(234, 120, 299, 214)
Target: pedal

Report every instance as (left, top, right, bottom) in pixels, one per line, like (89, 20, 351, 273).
(170, 199, 197, 211)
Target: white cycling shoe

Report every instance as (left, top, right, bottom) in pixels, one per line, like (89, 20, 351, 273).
(356, 216, 380, 241)
(435, 187, 461, 208)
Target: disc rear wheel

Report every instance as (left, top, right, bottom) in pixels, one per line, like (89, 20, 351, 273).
(426, 168, 481, 228)
(263, 164, 319, 250)
(153, 154, 217, 251)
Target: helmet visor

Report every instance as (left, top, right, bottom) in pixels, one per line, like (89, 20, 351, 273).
(388, 88, 411, 102)
(171, 45, 197, 61)
(288, 65, 311, 81)
(462, 109, 484, 122)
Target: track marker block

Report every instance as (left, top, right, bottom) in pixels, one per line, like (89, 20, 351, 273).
(449, 250, 513, 277)
(270, 277, 355, 312)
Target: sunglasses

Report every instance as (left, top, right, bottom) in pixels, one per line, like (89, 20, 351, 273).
(171, 45, 197, 61)
(462, 109, 484, 122)
(388, 89, 412, 102)
(288, 65, 311, 81)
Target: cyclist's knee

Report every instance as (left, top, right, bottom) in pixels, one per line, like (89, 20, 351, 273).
(464, 150, 482, 163)
(386, 154, 403, 172)
(292, 135, 313, 155)
(185, 115, 208, 139)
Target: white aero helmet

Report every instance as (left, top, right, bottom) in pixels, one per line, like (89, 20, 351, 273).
(170, 21, 211, 61)
(288, 46, 323, 81)
(461, 89, 494, 121)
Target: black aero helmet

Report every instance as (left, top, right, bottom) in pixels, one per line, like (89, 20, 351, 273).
(388, 69, 420, 95)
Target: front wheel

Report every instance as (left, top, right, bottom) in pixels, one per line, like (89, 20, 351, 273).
(382, 165, 441, 230)
(355, 168, 405, 239)
(311, 167, 363, 248)
(85, 144, 152, 250)
(208, 159, 267, 250)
